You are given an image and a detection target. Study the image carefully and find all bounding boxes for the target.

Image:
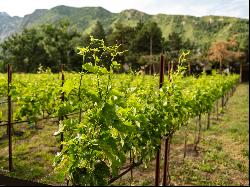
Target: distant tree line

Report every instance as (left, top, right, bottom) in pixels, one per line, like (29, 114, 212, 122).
(0, 19, 248, 73)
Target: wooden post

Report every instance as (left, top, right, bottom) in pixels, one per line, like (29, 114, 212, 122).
(7, 64, 13, 171)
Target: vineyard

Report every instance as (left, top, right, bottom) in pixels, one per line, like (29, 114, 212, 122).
(0, 39, 245, 186)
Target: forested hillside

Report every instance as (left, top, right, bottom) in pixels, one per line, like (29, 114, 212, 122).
(0, 5, 248, 72)
(0, 5, 248, 46)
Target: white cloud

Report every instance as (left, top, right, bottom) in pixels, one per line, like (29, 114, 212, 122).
(0, 0, 248, 18)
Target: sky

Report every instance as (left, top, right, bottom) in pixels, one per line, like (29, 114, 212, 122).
(0, 0, 249, 19)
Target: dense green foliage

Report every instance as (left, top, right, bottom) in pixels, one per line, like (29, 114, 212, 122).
(0, 20, 165, 72)
(2, 19, 245, 73)
(0, 21, 83, 72)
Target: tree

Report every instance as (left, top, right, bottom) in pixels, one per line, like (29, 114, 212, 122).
(163, 31, 184, 61)
(39, 20, 82, 71)
(132, 21, 163, 54)
(0, 20, 83, 72)
(163, 31, 196, 67)
(0, 28, 45, 72)
(107, 22, 135, 49)
(239, 34, 249, 64)
(106, 22, 136, 69)
(91, 21, 106, 43)
(208, 36, 244, 73)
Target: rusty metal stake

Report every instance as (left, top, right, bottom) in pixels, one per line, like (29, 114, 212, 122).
(227, 91, 229, 104)
(222, 95, 224, 108)
(129, 150, 133, 186)
(168, 60, 171, 81)
(7, 64, 13, 171)
(163, 137, 170, 186)
(163, 54, 173, 186)
(188, 62, 191, 76)
(166, 136, 171, 184)
(207, 111, 211, 130)
(159, 54, 164, 88)
(183, 123, 188, 161)
(60, 64, 65, 151)
(163, 54, 171, 186)
(155, 54, 165, 186)
(227, 92, 229, 104)
(194, 115, 201, 151)
(108, 161, 142, 185)
(216, 100, 219, 121)
(155, 148, 161, 186)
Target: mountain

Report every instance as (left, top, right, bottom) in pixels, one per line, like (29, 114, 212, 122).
(0, 12, 22, 41)
(0, 5, 249, 47)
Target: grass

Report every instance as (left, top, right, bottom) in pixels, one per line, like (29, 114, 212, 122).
(0, 83, 249, 186)
(0, 119, 65, 185)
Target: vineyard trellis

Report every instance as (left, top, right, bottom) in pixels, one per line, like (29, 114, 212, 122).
(0, 38, 240, 186)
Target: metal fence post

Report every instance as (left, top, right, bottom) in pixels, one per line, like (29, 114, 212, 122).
(163, 137, 170, 186)
(162, 54, 171, 186)
(7, 64, 13, 171)
(155, 54, 164, 186)
(60, 64, 65, 151)
(207, 111, 211, 130)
